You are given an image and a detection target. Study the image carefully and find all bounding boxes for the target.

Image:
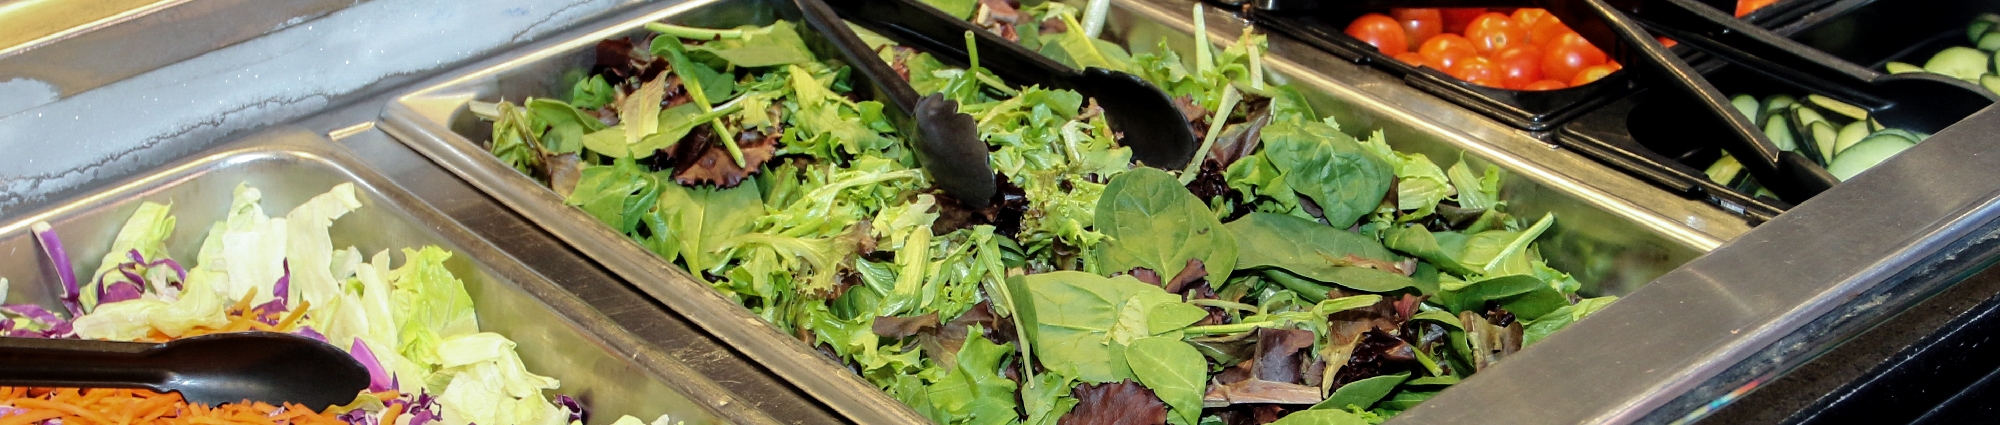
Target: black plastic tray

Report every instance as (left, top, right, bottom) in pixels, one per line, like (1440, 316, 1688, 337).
(1240, 0, 1831, 131)
(1557, 0, 2000, 224)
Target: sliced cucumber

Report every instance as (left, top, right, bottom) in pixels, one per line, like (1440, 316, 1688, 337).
(1805, 94, 1868, 121)
(1827, 135, 1917, 181)
(1760, 95, 1796, 127)
(1870, 128, 1925, 144)
(1794, 104, 1828, 128)
(1705, 153, 1744, 186)
(1764, 115, 1797, 152)
(1731, 94, 1761, 119)
(1986, 74, 2000, 94)
(1810, 121, 1839, 166)
(1835, 121, 1870, 155)
(1974, 14, 2000, 44)
(1925, 46, 1991, 81)
(1886, 61, 1926, 74)
(1869, 116, 1887, 132)
(1980, 31, 2000, 52)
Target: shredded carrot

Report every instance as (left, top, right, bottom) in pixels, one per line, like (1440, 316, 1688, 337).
(1, 387, 344, 425)
(378, 403, 405, 425)
(229, 288, 258, 315)
(273, 300, 309, 332)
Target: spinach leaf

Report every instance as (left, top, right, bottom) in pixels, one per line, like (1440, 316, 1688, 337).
(657, 178, 764, 274)
(1260, 117, 1392, 228)
(1096, 168, 1237, 281)
(564, 161, 663, 235)
(1437, 274, 1544, 313)
(686, 21, 814, 68)
(1230, 212, 1400, 274)
(1313, 372, 1408, 411)
(1404, 375, 1460, 386)
(1382, 225, 1477, 276)
(1499, 286, 1568, 321)
(1266, 409, 1372, 425)
(1008, 271, 1191, 383)
(1374, 388, 1441, 410)
(526, 98, 602, 154)
(1126, 336, 1206, 425)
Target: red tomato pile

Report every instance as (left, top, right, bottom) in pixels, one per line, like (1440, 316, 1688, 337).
(1346, 8, 1622, 91)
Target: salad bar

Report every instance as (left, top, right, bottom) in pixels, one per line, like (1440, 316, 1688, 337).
(4, 0, 2000, 424)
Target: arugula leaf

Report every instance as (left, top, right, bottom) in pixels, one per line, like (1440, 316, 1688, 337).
(1314, 372, 1408, 411)
(1260, 118, 1392, 228)
(1095, 168, 1237, 281)
(684, 21, 815, 68)
(1126, 336, 1206, 425)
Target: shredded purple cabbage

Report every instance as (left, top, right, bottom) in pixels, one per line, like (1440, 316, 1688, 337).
(249, 299, 289, 326)
(406, 392, 441, 425)
(32, 222, 81, 317)
(296, 326, 327, 342)
(350, 338, 397, 392)
(556, 394, 587, 423)
(272, 260, 291, 305)
(99, 281, 144, 305)
(0, 406, 26, 418)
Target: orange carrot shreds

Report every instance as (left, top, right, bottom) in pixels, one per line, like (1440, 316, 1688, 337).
(273, 300, 310, 332)
(230, 287, 259, 316)
(379, 403, 406, 425)
(131, 392, 184, 422)
(0, 410, 63, 425)
(370, 390, 401, 401)
(11, 397, 114, 425)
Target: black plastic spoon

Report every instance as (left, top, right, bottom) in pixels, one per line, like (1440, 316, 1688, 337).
(790, 0, 996, 207)
(823, 0, 1204, 170)
(0, 332, 370, 409)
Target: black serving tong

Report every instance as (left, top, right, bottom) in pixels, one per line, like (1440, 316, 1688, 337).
(1259, 0, 1993, 204)
(821, 0, 1204, 171)
(789, 0, 996, 206)
(0, 332, 371, 408)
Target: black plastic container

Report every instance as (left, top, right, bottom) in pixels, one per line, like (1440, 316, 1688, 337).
(1558, 0, 2000, 223)
(1238, 0, 1832, 131)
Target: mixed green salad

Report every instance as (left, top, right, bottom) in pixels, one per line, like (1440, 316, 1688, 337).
(473, 2, 1614, 423)
(1, 183, 677, 425)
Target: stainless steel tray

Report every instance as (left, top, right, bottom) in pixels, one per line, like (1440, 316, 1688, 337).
(0, 128, 766, 425)
(376, 0, 1750, 422)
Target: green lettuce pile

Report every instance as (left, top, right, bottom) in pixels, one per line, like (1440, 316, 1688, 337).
(474, 3, 1616, 424)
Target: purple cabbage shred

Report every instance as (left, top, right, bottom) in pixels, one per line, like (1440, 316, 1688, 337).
(556, 394, 587, 423)
(350, 338, 397, 392)
(32, 222, 82, 317)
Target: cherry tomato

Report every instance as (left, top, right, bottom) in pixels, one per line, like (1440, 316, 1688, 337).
(1569, 63, 1620, 86)
(1492, 45, 1543, 89)
(1391, 8, 1443, 51)
(1528, 15, 1571, 47)
(1522, 80, 1569, 91)
(1542, 32, 1607, 83)
(1464, 12, 1529, 56)
(1440, 8, 1487, 34)
(1448, 56, 1504, 88)
(1737, 0, 1779, 17)
(1419, 34, 1480, 71)
(1511, 8, 1552, 28)
(1346, 13, 1409, 56)
(1394, 51, 1441, 69)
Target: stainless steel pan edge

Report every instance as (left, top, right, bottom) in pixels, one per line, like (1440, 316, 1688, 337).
(377, 2, 925, 424)
(0, 128, 769, 425)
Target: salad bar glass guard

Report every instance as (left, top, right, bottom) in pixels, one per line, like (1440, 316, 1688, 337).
(6, 0, 2000, 424)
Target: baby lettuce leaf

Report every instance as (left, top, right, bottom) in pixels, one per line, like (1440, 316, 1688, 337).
(928, 326, 1019, 425)
(1313, 372, 1408, 411)
(525, 98, 602, 154)
(686, 21, 815, 68)
(1524, 296, 1617, 346)
(1126, 336, 1207, 425)
(1447, 159, 1503, 212)
(1260, 117, 1392, 228)
(655, 178, 764, 275)
(1025, 373, 1079, 425)
(1096, 168, 1237, 281)
(1356, 131, 1452, 221)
